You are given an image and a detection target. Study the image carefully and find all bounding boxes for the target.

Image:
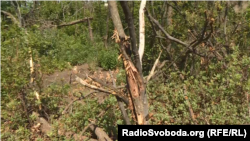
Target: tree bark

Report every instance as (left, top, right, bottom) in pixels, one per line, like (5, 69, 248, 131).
(120, 1, 142, 74)
(108, 1, 125, 38)
(138, 0, 147, 68)
(88, 18, 94, 42)
(108, 1, 148, 125)
(104, 9, 110, 48)
(167, 4, 173, 27)
(89, 124, 112, 141)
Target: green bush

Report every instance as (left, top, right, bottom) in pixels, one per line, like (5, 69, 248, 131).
(147, 46, 250, 125)
(98, 49, 119, 70)
(116, 69, 126, 85)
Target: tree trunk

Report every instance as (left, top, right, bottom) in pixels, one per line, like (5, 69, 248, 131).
(108, 2, 125, 38)
(138, 0, 146, 67)
(167, 4, 173, 27)
(104, 8, 110, 48)
(88, 18, 93, 42)
(108, 1, 148, 125)
(120, 1, 142, 74)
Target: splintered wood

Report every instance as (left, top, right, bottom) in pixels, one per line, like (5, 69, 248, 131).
(124, 59, 140, 98)
(111, 27, 145, 125)
(111, 29, 120, 43)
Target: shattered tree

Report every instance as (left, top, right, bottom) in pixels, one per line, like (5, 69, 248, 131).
(108, 1, 149, 125)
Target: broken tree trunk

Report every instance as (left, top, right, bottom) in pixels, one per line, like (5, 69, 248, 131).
(108, 1, 148, 125)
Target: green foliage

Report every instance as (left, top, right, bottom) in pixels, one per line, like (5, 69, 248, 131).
(116, 69, 126, 85)
(1, 1, 250, 140)
(98, 49, 120, 70)
(147, 46, 250, 124)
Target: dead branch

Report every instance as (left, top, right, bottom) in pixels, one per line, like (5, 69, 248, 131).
(88, 76, 116, 90)
(89, 124, 113, 141)
(31, 111, 97, 141)
(75, 75, 129, 105)
(58, 17, 93, 28)
(189, 11, 214, 49)
(109, 70, 131, 125)
(145, 8, 188, 47)
(1, 10, 20, 27)
(146, 50, 162, 83)
(158, 37, 197, 124)
(224, 2, 229, 42)
(45, 17, 93, 28)
(145, 7, 214, 55)
(80, 106, 111, 136)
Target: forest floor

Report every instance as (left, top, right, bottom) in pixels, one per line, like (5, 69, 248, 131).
(42, 63, 122, 104)
(33, 64, 122, 140)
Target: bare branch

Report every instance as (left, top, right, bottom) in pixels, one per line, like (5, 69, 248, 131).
(89, 124, 113, 141)
(146, 50, 162, 83)
(1, 10, 20, 27)
(145, 8, 189, 47)
(75, 75, 129, 105)
(109, 70, 131, 125)
(88, 76, 115, 90)
(80, 105, 111, 138)
(57, 17, 93, 28)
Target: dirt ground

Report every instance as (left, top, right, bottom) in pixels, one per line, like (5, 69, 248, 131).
(42, 63, 120, 104)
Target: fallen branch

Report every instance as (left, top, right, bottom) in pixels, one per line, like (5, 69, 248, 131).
(31, 111, 97, 141)
(110, 70, 131, 125)
(45, 17, 93, 28)
(80, 106, 111, 137)
(88, 76, 116, 90)
(1, 10, 20, 27)
(145, 8, 188, 47)
(89, 124, 113, 141)
(57, 17, 93, 28)
(75, 75, 129, 105)
(87, 76, 126, 90)
(146, 50, 162, 83)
